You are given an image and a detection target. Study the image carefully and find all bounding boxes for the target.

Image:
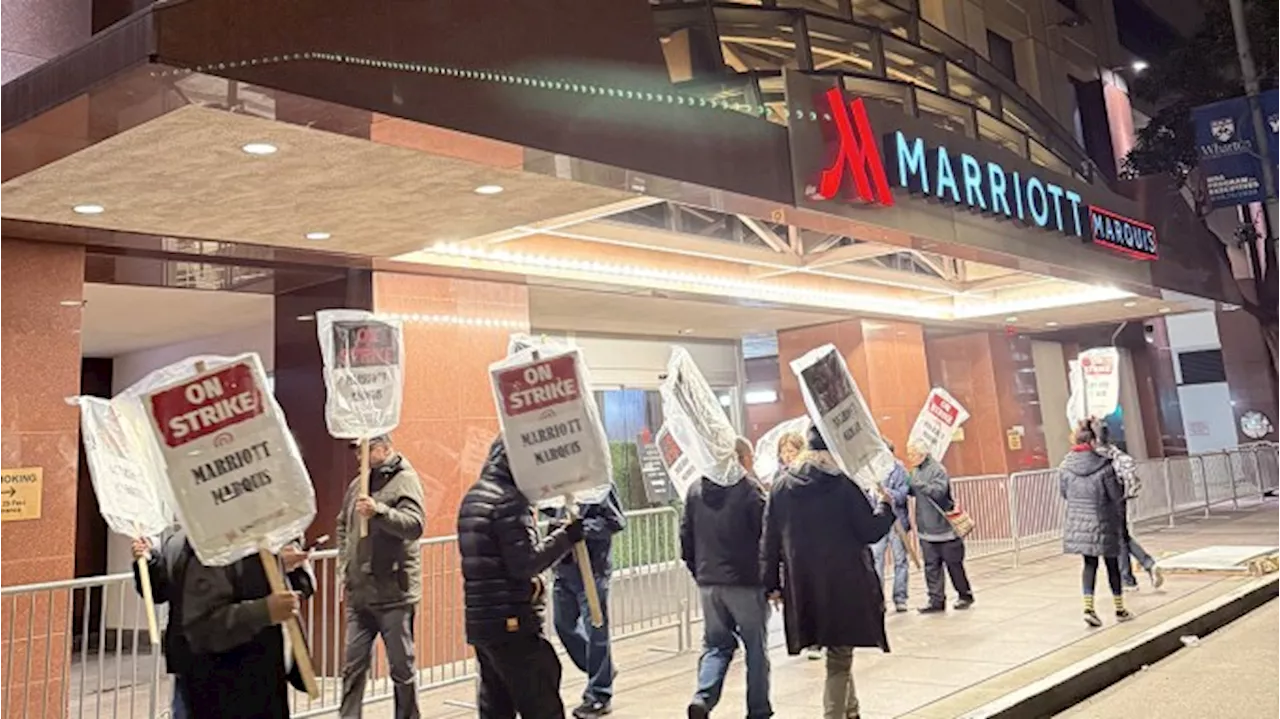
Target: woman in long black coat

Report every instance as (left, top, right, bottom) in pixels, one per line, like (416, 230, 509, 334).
(761, 429, 895, 719)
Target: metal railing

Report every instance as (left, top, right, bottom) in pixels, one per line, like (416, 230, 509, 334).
(2, 443, 1275, 717)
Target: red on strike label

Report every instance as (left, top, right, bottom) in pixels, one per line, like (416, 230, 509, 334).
(927, 395, 959, 424)
(497, 355, 580, 416)
(149, 362, 264, 447)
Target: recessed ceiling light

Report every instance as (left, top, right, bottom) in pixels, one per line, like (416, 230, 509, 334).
(1123, 301, 1138, 308)
(1131, 60, 1149, 73)
(678, 328, 695, 335)
(305, 231, 331, 241)
(241, 142, 278, 156)
(1046, 321, 1060, 327)
(295, 314, 315, 322)
(1005, 316, 1019, 323)
(59, 299, 84, 307)
(474, 184, 504, 195)
(73, 204, 104, 215)
(1158, 307, 1171, 313)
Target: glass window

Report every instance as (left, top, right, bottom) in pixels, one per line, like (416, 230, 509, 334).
(916, 88, 974, 137)
(851, 0, 913, 38)
(1029, 139, 1071, 176)
(986, 30, 1017, 81)
(946, 62, 997, 113)
(807, 17, 876, 74)
(882, 36, 940, 92)
(919, 22, 975, 69)
(977, 110, 1028, 158)
(715, 8, 800, 72)
(842, 75, 910, 110)
(777, 0, 848, 17)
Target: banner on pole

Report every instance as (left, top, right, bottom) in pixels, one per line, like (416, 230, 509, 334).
(141, 354, 317, 565)
(1192, 96, 1267, 209)
(790, 344, 893, 488)
(491, 345, 611, 504)
(906, 388, 970, 461)
(317, 310, 404, 439)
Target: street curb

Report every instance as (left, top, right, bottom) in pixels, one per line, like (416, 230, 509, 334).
(957, 574, 1280, 719)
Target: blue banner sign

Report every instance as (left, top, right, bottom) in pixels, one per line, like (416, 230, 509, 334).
(1192, 96, 1267, 208)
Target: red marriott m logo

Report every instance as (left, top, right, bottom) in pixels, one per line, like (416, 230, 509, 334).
(816, 88, 895, 206)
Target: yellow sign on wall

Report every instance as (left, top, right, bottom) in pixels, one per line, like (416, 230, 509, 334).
(1, 467, 43, 522)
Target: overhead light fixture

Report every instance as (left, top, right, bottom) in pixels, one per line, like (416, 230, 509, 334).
(474, 185, 504, 195)
(1005, 316, 1019, 323)
(1046, 321, 1060, 327)
(59, 299, 84, 307)
(678, 328, 695, 335)
(1131, 60, 1148, 73)
(73, 204, 105, 215)
(305, 231, 331, 241)
(1158, 307, 1171, 313)
(744, 389, 779, 405)
(295, 314, 315, 322)
(241, 142, 278, 156)
(1123, 301, 1138, 308)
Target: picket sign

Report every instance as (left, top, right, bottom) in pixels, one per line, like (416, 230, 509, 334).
(1068, 347, 1121, 426)
(71, 396, 169, 645)
(654, 422, 702, 500)
(658, 348, 744, 487)
(790, 344, 894, 489)
(906, 388, 970, 462)
(316, 310, 405, 539)
(490, 340, 609, 627)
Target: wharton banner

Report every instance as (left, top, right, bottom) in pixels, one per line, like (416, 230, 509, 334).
(1192, 96, 1267, 209)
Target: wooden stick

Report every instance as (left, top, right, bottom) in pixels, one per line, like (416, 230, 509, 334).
(134, 524, 160, 646)
(563, 495, 604, 628)
(894, 523, 922, 570)
(259, 548, 319, 698)
(358, 437, 370, 539)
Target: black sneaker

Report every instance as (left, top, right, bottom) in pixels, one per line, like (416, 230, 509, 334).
(1084, 610, 1102, 628)
(918, 604, 946, 614)
(573, 700, 611, 718)
(687, 701, 710, 719)
(954, 596, 974, 610)
(1115, 608, 1134, 622)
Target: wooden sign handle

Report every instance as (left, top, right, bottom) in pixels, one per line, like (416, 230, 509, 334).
(358, 438, 370, 539)
(259, 548, 319, 698)
(134, 523, 160, 646)
(563, 495, 604, 628)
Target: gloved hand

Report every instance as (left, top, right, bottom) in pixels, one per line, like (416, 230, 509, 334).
(562, 517, 585, 544)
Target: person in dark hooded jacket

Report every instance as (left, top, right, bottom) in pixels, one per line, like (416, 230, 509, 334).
(761, 428, 895, 719)
(1060, 419, 1131, 627)
(457, 436, 584, 719)
(680, 454, 770, 719)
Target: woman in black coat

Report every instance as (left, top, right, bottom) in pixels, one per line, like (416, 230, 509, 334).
(760, 429, 895, 719)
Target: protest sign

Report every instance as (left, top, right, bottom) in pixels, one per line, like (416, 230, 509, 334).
(655, 422, 702, 500)
(752, 416, 811, 480)
(907, 388, 970, 461)
(659, 348, 744, 487)
(1074, 347, 1120, 422)
(141, 354, 316, 566)
(491, 345, 611, 504)
(790, 344, 893, 488)
(317, 311, 404, 439)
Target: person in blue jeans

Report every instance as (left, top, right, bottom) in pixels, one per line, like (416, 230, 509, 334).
(548, 485, 626, 719)
(869, 441, 912, 613)
(679, 462, 771, 719)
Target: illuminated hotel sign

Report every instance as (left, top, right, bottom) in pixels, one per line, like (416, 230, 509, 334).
(814, 88, 1157, 261)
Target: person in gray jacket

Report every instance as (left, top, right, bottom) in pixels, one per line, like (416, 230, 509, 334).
(906, 442, 973, 613)
(1059, 420, 1131, 627)
(337, 435, 426, 719)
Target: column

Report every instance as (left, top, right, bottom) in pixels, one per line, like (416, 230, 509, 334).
(1, 239, 86, 718)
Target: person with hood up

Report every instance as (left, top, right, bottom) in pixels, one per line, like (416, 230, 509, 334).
(906, 442, 974, 613)
(761, 428, 895, 719)
(680, 439, 771, 719)
(1060, 419, 1132, 627)
(458, 436, 584, 718)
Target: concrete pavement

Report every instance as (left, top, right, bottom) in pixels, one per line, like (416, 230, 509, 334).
(1055, 599, 1278, 718)
(364, 501, 1278, 718)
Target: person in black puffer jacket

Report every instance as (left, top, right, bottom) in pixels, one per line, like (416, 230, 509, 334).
(458, 436, 583, 718)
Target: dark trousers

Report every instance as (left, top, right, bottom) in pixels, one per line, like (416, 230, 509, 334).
(921, 538, 973, 606)
(475, 634, 565, 719)
(1082, 555, 1123, 596)
(552, 569, 614, 704)
(340, 605, 420, 719)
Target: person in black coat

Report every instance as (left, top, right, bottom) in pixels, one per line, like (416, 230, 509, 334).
(131, 527, 195, 719)
(680, 468, 771, 719)
(457, 436, 584, 719)
(179, 540, 315, 719)
(760, 428, 895, 719)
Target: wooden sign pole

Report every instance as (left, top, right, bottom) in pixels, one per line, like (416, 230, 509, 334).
(358, 437, 371, 538)
(133, 522, 160, 646)
(563, 495, 604, 628)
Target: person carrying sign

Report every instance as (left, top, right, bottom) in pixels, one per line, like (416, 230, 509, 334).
(761, 428, 895, 719)
(906, 442, 974, 613)
(544, 485, 626, 719)
(868, 440, 912, 613)
(179, 543, 315, 718)
(131, 525, 195, 719)
(336, 434, 426, 719)
(458, 437, 585, 719)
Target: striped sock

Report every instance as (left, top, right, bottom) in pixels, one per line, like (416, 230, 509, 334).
(1113, 595, 1126, 612)
(1083, 595, 1095, 612)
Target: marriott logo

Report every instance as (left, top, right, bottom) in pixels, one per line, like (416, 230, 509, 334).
(814, 87, 895, 206)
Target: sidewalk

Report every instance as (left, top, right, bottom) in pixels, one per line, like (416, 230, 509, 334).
(372, 501, 1277, 719)
(1054, 599, 1278, 718)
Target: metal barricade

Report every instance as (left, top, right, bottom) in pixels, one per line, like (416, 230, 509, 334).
(949, 474, 1017, 559)
(1007, 468, 1065, 559)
